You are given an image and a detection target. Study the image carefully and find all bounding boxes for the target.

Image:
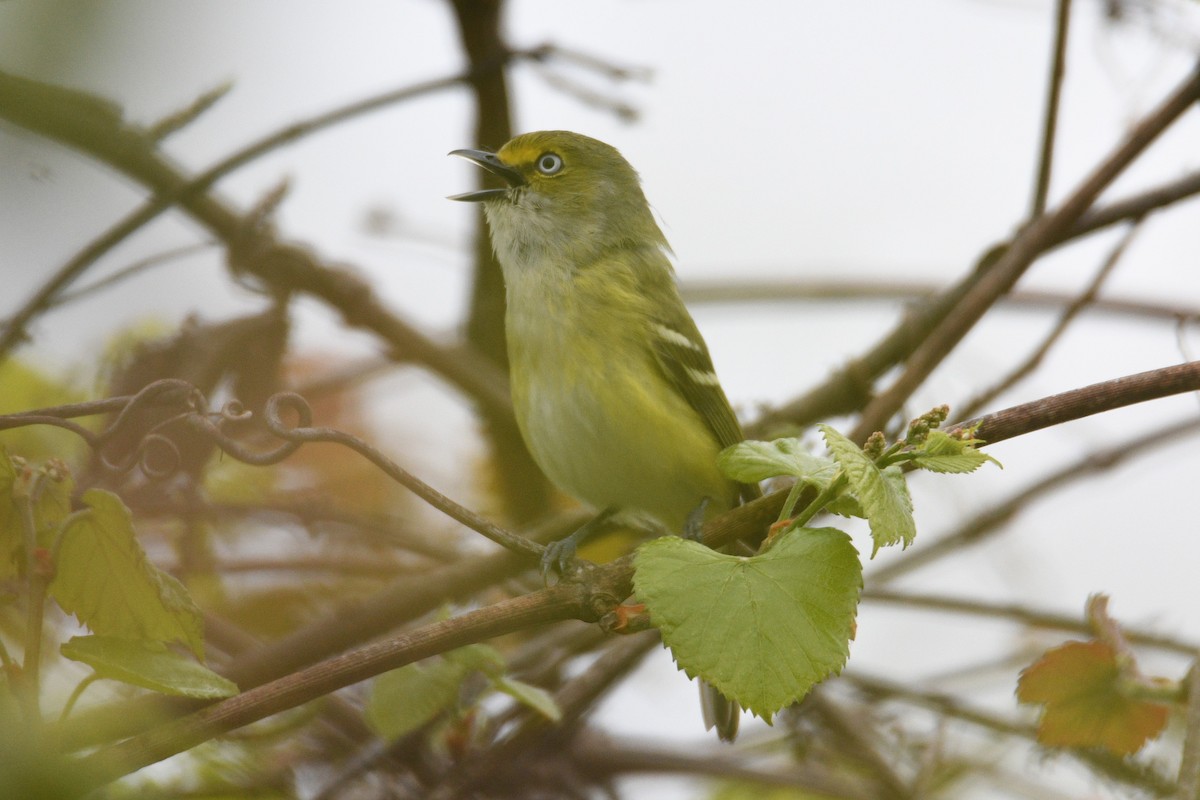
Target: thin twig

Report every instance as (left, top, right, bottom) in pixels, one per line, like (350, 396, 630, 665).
(259, 392, 543, 559)
(144, 81, 233, 142)
(539, 44, 654, 82)
(430, 632, 658, 799)
(531, 64, 639, 121)
(681, 276, 1199, 323)
(852, 58, 1200, 443)
(137, 495, 462, 562)
(1030, 0, 1073, 218)
(51, 242, 216, 307)
(846, 672, 1178, 796)
(0, 383, 535, 557)
(74, 582, 597, 796)
(0, 67, 516, 417)
(1070, 168, 1200, 241)
(863, 589, 1200, 656)
(747, 163, 1200, 438)
(724, 362, 1200, 567)
(957, 221, 1142, 419)
(50, 506, 592, 755)
(808, 692, 913, 800)
(954, 361, 1200, 444)
(573, 729, 874, 798)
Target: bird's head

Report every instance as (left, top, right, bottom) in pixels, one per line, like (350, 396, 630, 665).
(449, 131, 667, 266)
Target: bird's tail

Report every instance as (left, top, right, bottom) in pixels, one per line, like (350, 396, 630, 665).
(700, 680, 740, 742)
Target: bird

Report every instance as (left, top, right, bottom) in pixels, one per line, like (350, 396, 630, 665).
(450, 130, 758, 741)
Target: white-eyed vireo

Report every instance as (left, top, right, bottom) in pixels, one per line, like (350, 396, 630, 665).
(450, 130, 757, 741)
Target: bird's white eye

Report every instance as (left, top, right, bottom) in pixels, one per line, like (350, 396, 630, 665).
(535, 153, 564, 175)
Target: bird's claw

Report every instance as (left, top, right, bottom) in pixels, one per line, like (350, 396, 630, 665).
(540, 538, 579, 582)
(540, 507, 616, 582)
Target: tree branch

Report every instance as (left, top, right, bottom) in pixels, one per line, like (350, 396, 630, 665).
(863, 588, 1200, 656)
(1030, 0, 1073, 218)
(956, 220, 1140, 419)
(852, 58, 1200, 442)
(75, 581, 599, 795)
(748, 163, 1200, 438)
(953, 360, 1200, 444)
(0, 67, 514, 418)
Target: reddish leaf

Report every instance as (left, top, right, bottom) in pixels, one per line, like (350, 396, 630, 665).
(1017, 641, 1169, 756)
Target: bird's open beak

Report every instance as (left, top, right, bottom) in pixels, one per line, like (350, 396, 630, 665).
(448, 148, 525, 202)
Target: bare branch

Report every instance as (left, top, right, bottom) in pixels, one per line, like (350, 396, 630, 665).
(51, 242, 216, 307)
(957, 221, 1141, 419)
(75, 582, 598, 795)
(852, 58, 1200, 443)
(0, 67, 515, 418)
(431, 633, 658, 799)
(683, 277, 1199, 325)
(846, 673, 1177, 796)
(863, 589, 1200, 656)
(748, 166, 1200, 435)
(144, 81, 233, 142)
(953, 360, 1200, 444)
(1030, 0, 1073, 218)
(258, 392, 543, 559)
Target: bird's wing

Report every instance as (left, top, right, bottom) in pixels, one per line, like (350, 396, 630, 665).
(650, 303, 761, 501)
(649, 313, 743, 450)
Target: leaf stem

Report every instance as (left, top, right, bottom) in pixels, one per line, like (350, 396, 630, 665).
(777, 479, 808, 521)
(790, 473, 848, 530)
(1116, 676, 1182, 706)
(17, 472, 45, 723)
(59, 674, 101, 723)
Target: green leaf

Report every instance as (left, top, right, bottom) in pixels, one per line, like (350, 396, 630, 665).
(493, 676, 561, 722)
(365, 658, 470, 741)
(820, 425, 915, 554)
(50, 489, 205, 656)
(445, 643, 508, 677)
(60, 635, 238, 699)
(909, 430, 1000, 474)
(633, 529, 861, 721)
(718, 439, 836, 484)
(721, 438, 862, 519)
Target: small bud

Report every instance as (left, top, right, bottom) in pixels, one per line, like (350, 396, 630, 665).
(906, 405, 950, 445)
(863, 431, 887, 460)
(44, 458, 71, 483)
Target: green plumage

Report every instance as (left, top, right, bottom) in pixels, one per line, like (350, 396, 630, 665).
(453, 130, 752, 741)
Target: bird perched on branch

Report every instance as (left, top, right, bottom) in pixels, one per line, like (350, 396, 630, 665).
(450, 130, 758, 741)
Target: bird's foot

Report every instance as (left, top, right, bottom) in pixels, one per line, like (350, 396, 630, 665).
(539, 536, 581, 581)
(539, 507, 617, 583)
